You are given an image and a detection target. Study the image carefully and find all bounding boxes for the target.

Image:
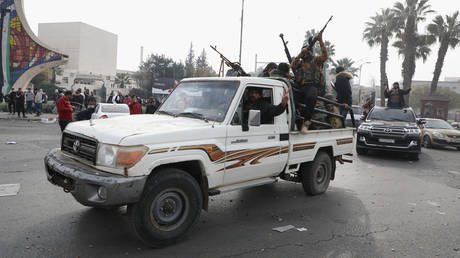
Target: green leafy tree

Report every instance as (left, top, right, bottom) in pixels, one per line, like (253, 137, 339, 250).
(363, 8, 399, 106)
(195, 49, 217, 77)
(427, 11, 460, 95)
(331, 58, 359, 77)
(392, 0, 435, 95)
(185, 42, 195, 78)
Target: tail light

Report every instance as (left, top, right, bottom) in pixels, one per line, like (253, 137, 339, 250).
(99, 114, 109, 119)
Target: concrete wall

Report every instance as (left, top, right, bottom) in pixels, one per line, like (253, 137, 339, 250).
(38, 22, 118, 76)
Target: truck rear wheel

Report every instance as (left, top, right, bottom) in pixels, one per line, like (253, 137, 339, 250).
(300, 152, 332, 195)
(128, 168, 202, 248)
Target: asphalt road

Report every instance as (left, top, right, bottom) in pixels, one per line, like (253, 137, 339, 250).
(1, 119, 459, 258)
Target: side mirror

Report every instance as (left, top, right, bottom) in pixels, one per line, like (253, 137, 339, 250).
(248, 109, 261, 127)
(417, 119, 426, 125)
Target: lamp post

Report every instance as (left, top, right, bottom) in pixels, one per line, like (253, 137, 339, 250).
(357, 61, 371, 106)
(238, 0, 245, 64)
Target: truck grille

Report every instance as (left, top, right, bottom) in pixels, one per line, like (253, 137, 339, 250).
(370, 127, 406, 138)
(61, 133, 98, 164)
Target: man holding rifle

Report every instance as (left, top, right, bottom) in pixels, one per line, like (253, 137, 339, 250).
(291, 31, 328, 133)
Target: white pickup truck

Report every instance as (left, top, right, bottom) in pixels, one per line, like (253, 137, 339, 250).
(44, 77, 355, 247)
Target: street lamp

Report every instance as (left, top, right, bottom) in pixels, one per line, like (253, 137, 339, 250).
(238, 0, 245, 64)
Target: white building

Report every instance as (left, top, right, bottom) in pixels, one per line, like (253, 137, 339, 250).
(38, 22, 118, 92)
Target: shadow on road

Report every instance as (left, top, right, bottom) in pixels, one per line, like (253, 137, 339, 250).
(7, 182, 383, 257)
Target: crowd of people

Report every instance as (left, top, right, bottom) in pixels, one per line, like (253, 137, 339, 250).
(0, 88, 49, 118)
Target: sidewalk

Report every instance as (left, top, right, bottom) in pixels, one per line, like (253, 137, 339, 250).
(0, 112, 57, 122)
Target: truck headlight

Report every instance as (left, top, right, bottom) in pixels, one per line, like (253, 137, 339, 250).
(432, 132, 445, 138)
(97, 144, 147, 168)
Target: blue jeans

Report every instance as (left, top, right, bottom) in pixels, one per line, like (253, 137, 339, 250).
(35, 103, 42, 116)
(26, 101, 33, 113)
(340, 108, 348, 119)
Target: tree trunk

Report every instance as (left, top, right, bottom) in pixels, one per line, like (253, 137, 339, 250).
(380, 36, 389, 107)
(402, 16, 417, 105)
(430, 38, 449, 95)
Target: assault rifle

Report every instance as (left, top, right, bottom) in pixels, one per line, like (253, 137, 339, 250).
(307, 15, 333, 50)
(279, 33, 292, 64)
(210, 45, 250, 77)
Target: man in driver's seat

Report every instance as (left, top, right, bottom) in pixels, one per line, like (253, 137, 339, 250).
(243, 87, 289, 126)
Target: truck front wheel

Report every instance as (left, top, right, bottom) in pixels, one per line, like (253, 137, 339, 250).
(128, 168, 202, 248)
(300, 152, 332, 196)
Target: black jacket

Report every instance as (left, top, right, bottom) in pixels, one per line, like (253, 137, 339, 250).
(145, 103, 158, 114)
(335, 72, 353, 106)
(384, 88, 411, 107)
(76, 107, 95, 121)
(244, 98, 286, 125)
(16, 93, 25, 106)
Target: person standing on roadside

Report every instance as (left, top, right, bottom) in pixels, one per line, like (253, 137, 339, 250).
(145, 97, 158, 114)
(15, 88, 26, 118)
(34, 89, 43, 117)
(25, 88, 34, 114)
(7, 88, 16, 114)
(128, 95, 142, 114)
(57, 91, 74, 132)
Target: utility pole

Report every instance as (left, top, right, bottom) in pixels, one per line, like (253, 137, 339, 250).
(238, 0, 244, 64)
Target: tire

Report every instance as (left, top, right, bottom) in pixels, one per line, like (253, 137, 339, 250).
(408, 153, 419, 161)
(300, 152, 332, 196)
(423, 135, 432, 148)
(457, 147, 460, 151)
(356, 146, 368, 155)
(128, 168, 202, 248)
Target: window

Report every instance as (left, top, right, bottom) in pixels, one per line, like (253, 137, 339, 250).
(232, 86, 274, 127)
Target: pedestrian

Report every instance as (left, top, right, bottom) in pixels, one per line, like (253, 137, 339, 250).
(145, 97, 158, 114)
(15, 88, 26, 118)
(362, 97, 375, 120)
(107, 91, 114, 103)
(71, 89, 84, 111)
(57, 90, 74, 132)
(291, 31, 328, 133)
(259, 62, 278, 77)
(334, 66, 353, 118)
(128, 95, 142, 114)
(0, 92, 3, 103)
(25, 88, 34, 114)
(53, 89, 59, 102)
(34, 89, 43, 117)
(384, 82, 411, 108)
(42, 92, 48, 104)
(6, 89, 16, 114)
(76, 97, 96, 121)
(124, 94, 131, 105)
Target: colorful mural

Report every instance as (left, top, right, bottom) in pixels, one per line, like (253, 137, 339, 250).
(1, 0, 63, 94)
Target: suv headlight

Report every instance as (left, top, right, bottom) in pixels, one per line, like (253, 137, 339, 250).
(432, 132, 445, 138)
(358, 125, 372, 133)
(406, 128, 421, 134)
(97, 144, 148, 168)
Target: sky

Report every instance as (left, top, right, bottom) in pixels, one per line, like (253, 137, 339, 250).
(23, 0, 460, 87)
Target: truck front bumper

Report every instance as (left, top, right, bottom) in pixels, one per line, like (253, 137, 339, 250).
(44, 148, 147, 207)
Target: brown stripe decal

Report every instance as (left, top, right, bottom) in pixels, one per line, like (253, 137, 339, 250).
(336, 138, 353, 145)
(293, 142, 316, 152)
(148, 148, 169, 155)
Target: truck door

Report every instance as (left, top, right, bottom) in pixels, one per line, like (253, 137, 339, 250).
(224, 85, 287, 185)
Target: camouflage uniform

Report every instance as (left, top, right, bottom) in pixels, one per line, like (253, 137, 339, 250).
(290, 39, 328, 124)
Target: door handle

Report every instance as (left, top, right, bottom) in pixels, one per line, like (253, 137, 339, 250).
(231, 139, 248, 144)
(267, 135, 276, 140)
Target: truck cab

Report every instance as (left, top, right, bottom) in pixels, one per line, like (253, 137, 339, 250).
(44, 77, 355, 247)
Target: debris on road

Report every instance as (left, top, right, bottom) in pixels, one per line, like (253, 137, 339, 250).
(427, 201, 441, 207)
(6, 141, 16, 145)
(408, 202, 417, 206)
(272, 225, 295, 233)
(0, 184, 20, 197)
(296, 227, 308, 232)
(436, 211, 446, 215)
(448, 171, 460, 176)
(41, 117, 57, 124)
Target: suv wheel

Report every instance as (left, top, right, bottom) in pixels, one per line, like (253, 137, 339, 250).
(128, 168, 202, 248)
(423, 135, 432, 148)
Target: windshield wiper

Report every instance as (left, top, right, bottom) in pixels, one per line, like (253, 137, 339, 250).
(156, 110, 175, 116)
(176, 112, 209, 122)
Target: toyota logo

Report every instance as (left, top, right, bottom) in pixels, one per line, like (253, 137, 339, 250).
(384, 128, 392, 133)
(73, 140, 81, 153)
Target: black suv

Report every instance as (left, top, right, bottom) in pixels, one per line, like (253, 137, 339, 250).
(356, 107, 423, 160)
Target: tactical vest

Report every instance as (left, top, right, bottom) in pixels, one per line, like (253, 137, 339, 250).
(295, 59, 322, 87)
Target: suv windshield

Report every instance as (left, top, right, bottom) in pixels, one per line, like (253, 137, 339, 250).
(158, 81, 239, 122)
(425, 120, 454, 129)
(367, 108, 416, 123)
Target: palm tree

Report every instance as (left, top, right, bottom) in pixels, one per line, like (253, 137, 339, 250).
(393, 0, 434, 94)
(363, 8, 399, 106)
(115, 73, 131, 89)
(330, 58, 359, 77)
(427, 11, 460, 95)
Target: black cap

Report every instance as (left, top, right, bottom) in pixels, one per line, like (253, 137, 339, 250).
(335, 66, 345, 74)
(278, 63, 290, 74)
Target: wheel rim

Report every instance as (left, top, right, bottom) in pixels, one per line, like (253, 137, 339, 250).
(315, 164, 327, 184)
(150, 189, 188, 231)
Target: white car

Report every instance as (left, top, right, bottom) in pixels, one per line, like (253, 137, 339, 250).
(90, 103, 130, 119)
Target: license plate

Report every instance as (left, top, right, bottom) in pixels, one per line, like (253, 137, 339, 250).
(379, 138, 395, 143)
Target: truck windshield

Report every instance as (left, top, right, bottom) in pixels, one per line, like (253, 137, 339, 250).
(158, 81, 239, 122)
(367, 108, 416, 123)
